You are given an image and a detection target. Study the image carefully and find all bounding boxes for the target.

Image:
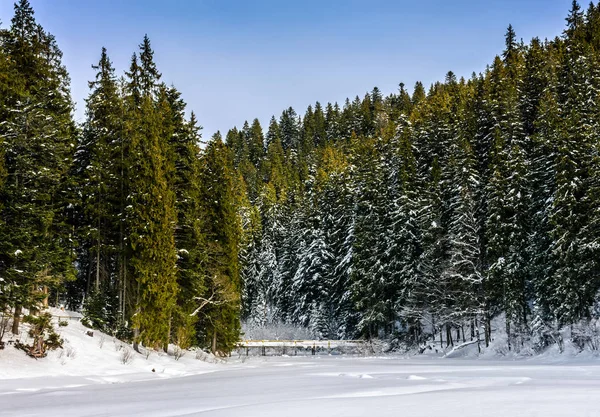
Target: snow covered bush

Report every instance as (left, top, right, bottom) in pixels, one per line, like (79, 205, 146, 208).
(120, 347, 134, 364)
(530, 315, 563, 354)
(58, 345, 77, 361)
(173, 346, 186, 360)
(194, 348, 223, 363)
(571, 319, 600, 351)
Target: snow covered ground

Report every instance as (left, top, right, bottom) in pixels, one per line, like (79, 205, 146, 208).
(1, 314, 600, 416)
(2, 354, 600, 416)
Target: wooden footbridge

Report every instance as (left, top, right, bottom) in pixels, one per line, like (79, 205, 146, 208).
(237, 339, 369, 356)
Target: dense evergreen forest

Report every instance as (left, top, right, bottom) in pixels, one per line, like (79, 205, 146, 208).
(2, 0, 600, 354)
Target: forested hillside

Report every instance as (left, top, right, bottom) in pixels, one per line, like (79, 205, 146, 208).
(235, 1, 600, 351)
(2, 0, 600, 355)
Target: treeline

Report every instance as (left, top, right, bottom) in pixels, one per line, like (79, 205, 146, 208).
(238, 1, 600, 350)
(0, 1, 241, 353)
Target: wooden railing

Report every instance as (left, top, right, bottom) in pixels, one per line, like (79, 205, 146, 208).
(237, 339, 368, 356)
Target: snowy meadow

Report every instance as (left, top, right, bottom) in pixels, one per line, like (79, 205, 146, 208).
(2, 355, 600, 417)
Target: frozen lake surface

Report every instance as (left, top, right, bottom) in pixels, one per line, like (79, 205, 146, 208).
(1, 355, 599, 416)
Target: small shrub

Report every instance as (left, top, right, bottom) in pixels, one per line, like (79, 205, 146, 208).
(58, 320, 69, 327)
(115, 321, 133, 342)
(65, 346, 76, 359)
(143, 347, 152, 360)
(173, 346, 186, 361)
(195, 349, 207, 361)
(120, 347, 134, 365)
(114, 339, 123, 351)
(46, 332, 63, 350)
(21, 313, 63, 358)
(571, 319, 600, 351)
(531, 315, 563, 353)
(195, 349, 222, 363)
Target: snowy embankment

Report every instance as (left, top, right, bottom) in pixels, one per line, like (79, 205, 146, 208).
(0, 308, 221, 385)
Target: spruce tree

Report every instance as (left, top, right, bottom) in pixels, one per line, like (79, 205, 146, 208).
(196, 133, 242, 353)
(350, 134, 388, 338)
(0, 0, 77, 333)
(316, 146, 356, 338)
(74, 47, 123, 310)
(124, 37, 178, 349)
(161, 86, 206, 347)
(279, 107, 300, 151)
(386, 116, 423, 341)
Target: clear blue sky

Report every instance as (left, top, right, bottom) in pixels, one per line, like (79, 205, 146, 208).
(1, 0, 572, 137)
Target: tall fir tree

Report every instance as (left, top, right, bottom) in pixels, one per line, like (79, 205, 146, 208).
(124, 37, 178, 349)
(196, 133, 242, 353)
(0, 0, 76, 333)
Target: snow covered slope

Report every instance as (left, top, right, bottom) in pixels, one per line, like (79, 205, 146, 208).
(0, 308, 221, 383)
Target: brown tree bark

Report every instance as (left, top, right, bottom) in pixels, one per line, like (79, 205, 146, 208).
(42, 286, 48, 308)
(133, 327, 140, 353)
(12, 305, 22, 335)
(212, 329, 217, 355)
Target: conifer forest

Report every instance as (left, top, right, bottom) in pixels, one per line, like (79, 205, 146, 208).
(3, 0, 600, 355)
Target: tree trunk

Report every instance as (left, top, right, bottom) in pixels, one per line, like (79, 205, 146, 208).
(132, 281, 140, 353)
(42, 286, 48, 308)
(164, 318, 171, 353)
(122, 260, 127, 321)
(133, 327, 140, 353)
(475, 318, 481, 353)
(85, 261, 92, 296)
(506, 319, 511, 352)
(521, 275, 528, 327)
(95, 223, 101, 292)
(119, 239, 124, 318)
(211, 329, 217, 355)
(12, 305, 22, 335)
(485, 313, 491, 347)
(119, 117, 125, 321)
